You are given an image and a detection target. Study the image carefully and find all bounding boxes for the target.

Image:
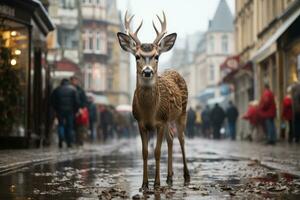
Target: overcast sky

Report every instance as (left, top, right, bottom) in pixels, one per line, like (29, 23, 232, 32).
(116, 0, 235, 42)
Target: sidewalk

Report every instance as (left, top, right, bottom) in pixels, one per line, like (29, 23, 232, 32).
(186, 138, 300, 177)
(0, 139, 126, 174)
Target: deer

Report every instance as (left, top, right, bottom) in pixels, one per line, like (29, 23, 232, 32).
(117, 11, 190, 190)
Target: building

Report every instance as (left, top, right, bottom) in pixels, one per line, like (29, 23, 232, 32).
(0, 0, 54, 148)
(172, 0, 234, 107)
(47, 0, 80, 64)
(81, 0, 108, 92)
(105, 2, 131, 105)
(226, 0, 300, 140)
(47, 0, 131, 105)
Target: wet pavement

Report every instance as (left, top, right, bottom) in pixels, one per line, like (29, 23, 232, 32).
(0, 138, 300, 199)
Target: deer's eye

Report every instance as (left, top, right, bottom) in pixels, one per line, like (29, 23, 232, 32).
(154, 55, 159, 60)
(135, 55, 141, 60)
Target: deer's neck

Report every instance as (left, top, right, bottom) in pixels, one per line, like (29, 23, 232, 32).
(136, 83, 160, 110)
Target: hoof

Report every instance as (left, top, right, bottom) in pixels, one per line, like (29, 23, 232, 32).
(154, 182, 160, 189)
(184, 173, 190, 183)
(166, 176, 173, 186)
(139, 182, 149, 192)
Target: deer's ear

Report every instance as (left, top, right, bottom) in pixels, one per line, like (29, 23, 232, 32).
(117, 32, 136, 54)
(159, 33, 177, 53)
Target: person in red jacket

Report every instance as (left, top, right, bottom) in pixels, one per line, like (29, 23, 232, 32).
(282, 86, 293, 143)
(259, 84, 277, 145)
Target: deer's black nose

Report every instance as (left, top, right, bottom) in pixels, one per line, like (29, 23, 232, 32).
(142, 67, 153, 78)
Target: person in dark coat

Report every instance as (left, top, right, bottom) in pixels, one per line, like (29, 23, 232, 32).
(210, 103, 226, 139)
(100, 106, 110, 141)
(201, 105, 211, 138)
(70, 76, 87, 108)
(292, 82, 300, 143)
(226, 101, 239, 140)
(51, 79, 79, 148)
(70, 76, 88, 145)
(186, 107, 196, 138)
(87, 96, 97, 141)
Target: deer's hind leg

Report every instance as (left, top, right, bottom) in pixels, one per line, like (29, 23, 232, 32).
(175, 114, 190, 183)
(166, 123, 174, 185)
(154, 124, 165, 188)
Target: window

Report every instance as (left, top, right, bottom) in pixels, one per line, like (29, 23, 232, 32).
(88, 31, 93, 50)
(209, 64, 214, 81)
(96, 32, 100, 51)
(100, 31, 106, 53)
(61, 0, 75, 9)
(210, 35, 214, 53)
(222, 34, 228, 53)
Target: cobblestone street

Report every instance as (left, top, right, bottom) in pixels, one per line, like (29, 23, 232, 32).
(0, 138, 300, 199)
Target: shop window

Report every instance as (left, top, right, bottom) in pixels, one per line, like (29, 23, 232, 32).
(0, 21, 29, 136)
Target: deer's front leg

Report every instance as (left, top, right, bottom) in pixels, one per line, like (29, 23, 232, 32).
(139, 124, 149, 190)
(154, 125, 165, 189)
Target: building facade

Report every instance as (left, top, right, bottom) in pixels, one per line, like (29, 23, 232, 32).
(229, 0, 300, 140)
(188, 0, 235, 107)
(47, 0, 131, 105)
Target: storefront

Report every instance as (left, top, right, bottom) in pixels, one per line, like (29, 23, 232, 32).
(221, 56, 254, 140)
(0, 0, 54, 148)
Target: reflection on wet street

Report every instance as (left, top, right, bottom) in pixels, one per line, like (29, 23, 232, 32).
(1, 138, 300, 199)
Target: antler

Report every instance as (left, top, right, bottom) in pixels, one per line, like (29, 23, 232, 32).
(124, 10, 143, 46)
(152, 11, 167, 45)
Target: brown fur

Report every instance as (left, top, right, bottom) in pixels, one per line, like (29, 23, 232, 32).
(133, 70, 188, 128)
(117, 12, 190, 189)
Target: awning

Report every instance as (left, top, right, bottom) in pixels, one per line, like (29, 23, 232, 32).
(252, 6, 300, 62)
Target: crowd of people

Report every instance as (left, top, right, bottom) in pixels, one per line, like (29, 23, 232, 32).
(187, 82, 300, 145)
(243, 83, 300, 145)
(50, 76, 136, 148)
(186, 101, 239, 140)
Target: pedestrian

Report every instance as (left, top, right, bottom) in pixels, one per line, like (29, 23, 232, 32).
(100, 105, 110, 141)
(87, 96, 97, 142)
(186, 107, 196, 138)
(258, 83, 277, 145)
(70, 75, 88, 146)
(292, 82, 300, 143)
(51, 79, 79, 148)
(282, 86, 293, 143)
(210, 103, 226, 139)
(194, 105, 202, 137)
(226, 101, 239, 140)
(201, 105, 211, 138)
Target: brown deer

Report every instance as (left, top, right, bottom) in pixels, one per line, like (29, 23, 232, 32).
(117, 11, 190, 189)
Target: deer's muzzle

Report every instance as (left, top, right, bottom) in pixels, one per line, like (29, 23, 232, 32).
(142, 66, 154, 78)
